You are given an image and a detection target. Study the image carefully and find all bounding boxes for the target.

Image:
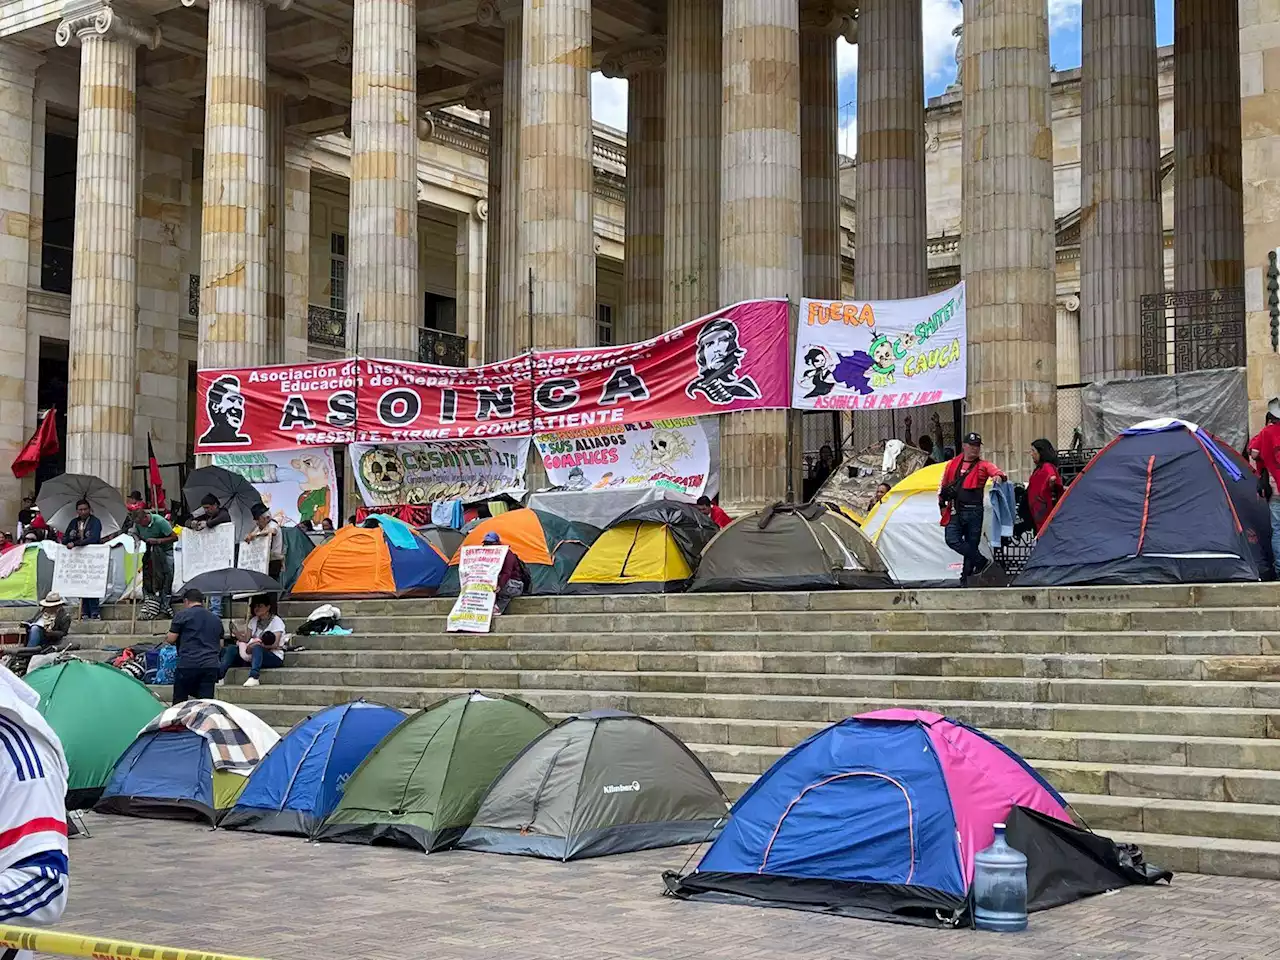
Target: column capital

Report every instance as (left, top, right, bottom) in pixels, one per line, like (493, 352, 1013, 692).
(476, 0, 520, 27)
(1059, 293, 1081, 314)
(800, 0, 854, 39)
(600, 40, 666, 81)
(180, 0, 293, 12)
(474, 197, 489, 221)
(267, 71, 310, 100)
(55, 3, 160, 49)
(464, 77, 504, 111)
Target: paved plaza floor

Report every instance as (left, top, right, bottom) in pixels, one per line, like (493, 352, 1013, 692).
(48, 815, 1280, 960)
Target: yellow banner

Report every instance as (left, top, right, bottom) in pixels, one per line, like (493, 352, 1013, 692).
(0, 924, 272, 960)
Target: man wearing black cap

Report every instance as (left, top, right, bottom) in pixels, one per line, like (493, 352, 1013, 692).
(938, 432, 1007, 583)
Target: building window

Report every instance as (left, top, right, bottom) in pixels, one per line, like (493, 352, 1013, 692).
(40, 132, 77, 295)
(329, 232, 346, 313)
(596, 304, 614, 346)
(423, 292, 457, 334)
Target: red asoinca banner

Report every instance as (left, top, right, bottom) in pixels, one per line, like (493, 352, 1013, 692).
(531, 299, 791, 431)
(194, 299, 790, 452)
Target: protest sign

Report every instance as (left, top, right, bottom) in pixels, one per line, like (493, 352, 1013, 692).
(181, 524, 236, 582)
(535, 418, 710, 496)
(237, 536, 270, 574)
(446, 545, 508, 633)
(50, 544, 111, 599)
(212, 449, 338, 527)
(793, 282, 967, 411)
(350, 438, 529, 507)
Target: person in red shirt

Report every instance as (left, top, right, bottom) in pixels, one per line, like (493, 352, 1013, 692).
(1026, 439, 1065, 534)
(1250, 399, 1280, 577)
(939, 432, 1007, 581)
(696, 496, 732, 529)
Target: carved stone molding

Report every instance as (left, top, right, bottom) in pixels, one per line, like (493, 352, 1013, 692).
(600, 40, 666, 81)
(464, 78, 503, 112)
(179, 0, 292, 12)
(1060, 294, 1081, 314)
(417, 114, 435, 141)
(800, 0, 852, 37)
(474, 198, 488, 221)
(55, 3, 160, 49)
(476, 0, 520, 28)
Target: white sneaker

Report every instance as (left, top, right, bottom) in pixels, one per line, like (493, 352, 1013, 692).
(215, 678, 225, 687)
(242, 677, 260, 687)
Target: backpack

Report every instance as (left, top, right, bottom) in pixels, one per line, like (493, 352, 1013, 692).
(155, 644, 177, 685)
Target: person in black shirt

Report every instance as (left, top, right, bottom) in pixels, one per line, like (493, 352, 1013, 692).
(164, 588, 225, 703)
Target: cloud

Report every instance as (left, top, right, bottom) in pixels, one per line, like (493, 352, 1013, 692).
(921, 0, 962, 86)
(1047, 0, 1082, 32)
(592, 72, 628, 130)
(839, 111, 857, 158)
(837, 36, 858, 81)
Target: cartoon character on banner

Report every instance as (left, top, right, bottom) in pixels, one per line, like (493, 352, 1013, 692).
(359, 447, 408, 505)
(199, 375, 251, 445)
(632, 429, 693, 473)
(291, 453, 334, 525)
(832, 331, 921, 395)
(800, 346, 837, 399)
(685, 318, 762, 404)
(565, 466, 590, 491)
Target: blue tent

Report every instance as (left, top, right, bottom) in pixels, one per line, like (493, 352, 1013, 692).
(96, 729, 233, 824)
(220, 701, 404, 838)
(1016, 419, 1271, 586)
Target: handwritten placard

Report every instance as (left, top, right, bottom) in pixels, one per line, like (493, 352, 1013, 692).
(237, 536, 270, 574)
(181, 524, 236, 582)
(50, 544, 111, 600)
(446, 545, 507, 634)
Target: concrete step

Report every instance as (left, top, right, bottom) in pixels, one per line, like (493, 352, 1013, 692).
(199, 647, 1280, 682)
(1066, 793, 1280, 844)
(54, 629, 1280, 658)
(214, 665, 1280, 708)
(211, 683, 1280, 738)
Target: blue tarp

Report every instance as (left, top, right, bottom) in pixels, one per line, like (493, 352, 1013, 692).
(222, 701, 404, 837)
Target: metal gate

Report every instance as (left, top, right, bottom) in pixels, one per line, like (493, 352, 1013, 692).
(1140, 287, 1246, 375)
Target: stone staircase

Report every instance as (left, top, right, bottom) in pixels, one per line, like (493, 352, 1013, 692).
(10, 582, 1280, 879)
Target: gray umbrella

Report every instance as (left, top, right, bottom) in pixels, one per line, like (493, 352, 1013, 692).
(183, 466, 264, 539)
(37, 473, 127, 537)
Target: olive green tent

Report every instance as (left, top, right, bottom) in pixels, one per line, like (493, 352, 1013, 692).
(25, 659, 166, 809)
(315, 691, 551, 852)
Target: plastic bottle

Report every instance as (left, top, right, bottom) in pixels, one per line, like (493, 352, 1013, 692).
(972, 822, 1028, 932)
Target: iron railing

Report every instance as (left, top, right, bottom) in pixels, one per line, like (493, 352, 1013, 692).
(418, 326, 467, 367)
(1140, 287, 1246, 374)
(307, 304, 346, 347)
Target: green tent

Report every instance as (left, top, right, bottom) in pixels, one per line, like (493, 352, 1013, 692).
(281, 525, 315, 593)
(25, 659, 166, 809)
(315, 691, 551, 852)
(0, 546, 53, 607)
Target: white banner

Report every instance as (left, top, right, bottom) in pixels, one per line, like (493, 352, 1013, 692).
(793, 282, 967, 411)
(50, 544, 111, 600)
(535, 418, 710, 497)
(237, 536, 270, 574)
(181, 524, 236, 582)
(350, 438, 529, 507)
(212, 448, 339, 527)
(447, 545, 508, 633)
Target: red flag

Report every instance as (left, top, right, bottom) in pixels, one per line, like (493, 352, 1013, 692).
(146, 434, 166, 509)
(11, 407, 59, 479)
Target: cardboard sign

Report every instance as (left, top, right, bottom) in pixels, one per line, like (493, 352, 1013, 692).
(181, 524, 236, 582)
(446, 545, 508, 634)
(237, 536, 270, 575)
(50, 543, 111, 600)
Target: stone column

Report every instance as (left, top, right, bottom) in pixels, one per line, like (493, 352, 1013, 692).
(0, 44, 43, 528)
(283, 137, 312, 362)
(192, 0, 280, 371)
(56, 6, 159, 492)
(1079, 0, 1164, 380)
(719, 0, 803, 512)
(855, 0, 927, 300)
(348, 0, 419, 359)
(663, 0, 721, 328)
(478, 0, 524, 360)
(518, 0, 595, 350)
(457, 201, 487, 365)
(465, 78, 504, 362)
(1056, 293, 1081, 446)
(605, 44, 666, 345)
(1173, 0, 1243, 292)
(265, 88, 286, 363)
(961, 0, 1057, 480)
(800, 3, 842, 300)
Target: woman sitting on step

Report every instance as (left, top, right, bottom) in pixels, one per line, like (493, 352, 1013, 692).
(218, 594, 287, 688)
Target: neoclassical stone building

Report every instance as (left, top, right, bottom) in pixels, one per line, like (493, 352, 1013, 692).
(0, 0, 1265, 526)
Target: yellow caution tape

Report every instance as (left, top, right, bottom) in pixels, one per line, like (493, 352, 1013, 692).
(0, 924, 273, 960)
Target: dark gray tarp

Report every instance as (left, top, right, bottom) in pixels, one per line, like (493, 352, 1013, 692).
(688, 502, 891, 593)
(457, 709, 728, 861)
(1081, 368, 1248, 450)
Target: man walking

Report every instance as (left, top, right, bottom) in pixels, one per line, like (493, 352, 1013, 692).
(163, 588, 224, 703)
(939, 432, 1006, 583)
(130, 505, 178, 618)
(63, 499, 102, 619)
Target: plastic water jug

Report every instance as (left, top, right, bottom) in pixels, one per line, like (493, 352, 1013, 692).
(972, 822, 1028, 932)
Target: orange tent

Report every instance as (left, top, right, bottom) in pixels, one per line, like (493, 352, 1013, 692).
(290, 522, 449, 598)
(438, 509, 599, 595)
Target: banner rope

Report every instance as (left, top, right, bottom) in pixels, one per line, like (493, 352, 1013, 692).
(0, 924, 273, 960)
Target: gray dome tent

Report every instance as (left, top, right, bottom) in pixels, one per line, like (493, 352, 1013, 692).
(688, 501, 891, 592)
(457, 710, 729, 861)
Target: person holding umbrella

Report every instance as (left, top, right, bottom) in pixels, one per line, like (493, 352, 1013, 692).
(63, 499, 103, 619)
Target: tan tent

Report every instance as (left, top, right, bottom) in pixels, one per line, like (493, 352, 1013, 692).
(688, 502, 891, 592)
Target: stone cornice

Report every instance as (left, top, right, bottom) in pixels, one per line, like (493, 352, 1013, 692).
(55, 3, 160, 49)
(600, 40, 665, 81)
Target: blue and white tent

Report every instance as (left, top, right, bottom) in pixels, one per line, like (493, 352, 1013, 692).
(220, 700, 404, 838)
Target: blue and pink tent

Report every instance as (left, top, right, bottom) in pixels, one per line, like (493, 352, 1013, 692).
(666, 709, 1169, 926)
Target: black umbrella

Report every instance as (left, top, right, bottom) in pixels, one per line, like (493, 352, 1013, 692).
(179, 567, 282, 597)
(183, 466, 263, 539)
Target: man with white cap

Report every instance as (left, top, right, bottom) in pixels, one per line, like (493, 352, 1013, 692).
(1248, 397, 1280, 576)
(0, 664, 69, 951)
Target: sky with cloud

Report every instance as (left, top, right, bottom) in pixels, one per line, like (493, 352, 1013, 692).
(591, 0, 1175, 155)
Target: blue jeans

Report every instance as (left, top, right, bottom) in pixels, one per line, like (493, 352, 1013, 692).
(945, 505, 987, 580)
(1270, 499, 1280, 578)
(219, 644, 281, 680)
(80, 598, 100, 619)
(26, 624, 44, 648)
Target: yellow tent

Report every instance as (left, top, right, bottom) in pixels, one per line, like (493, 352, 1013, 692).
(567, 521, 693, 594)
(862, 463, 992, 584)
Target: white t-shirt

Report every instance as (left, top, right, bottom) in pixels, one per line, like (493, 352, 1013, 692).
(245, 615, 287, 662)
